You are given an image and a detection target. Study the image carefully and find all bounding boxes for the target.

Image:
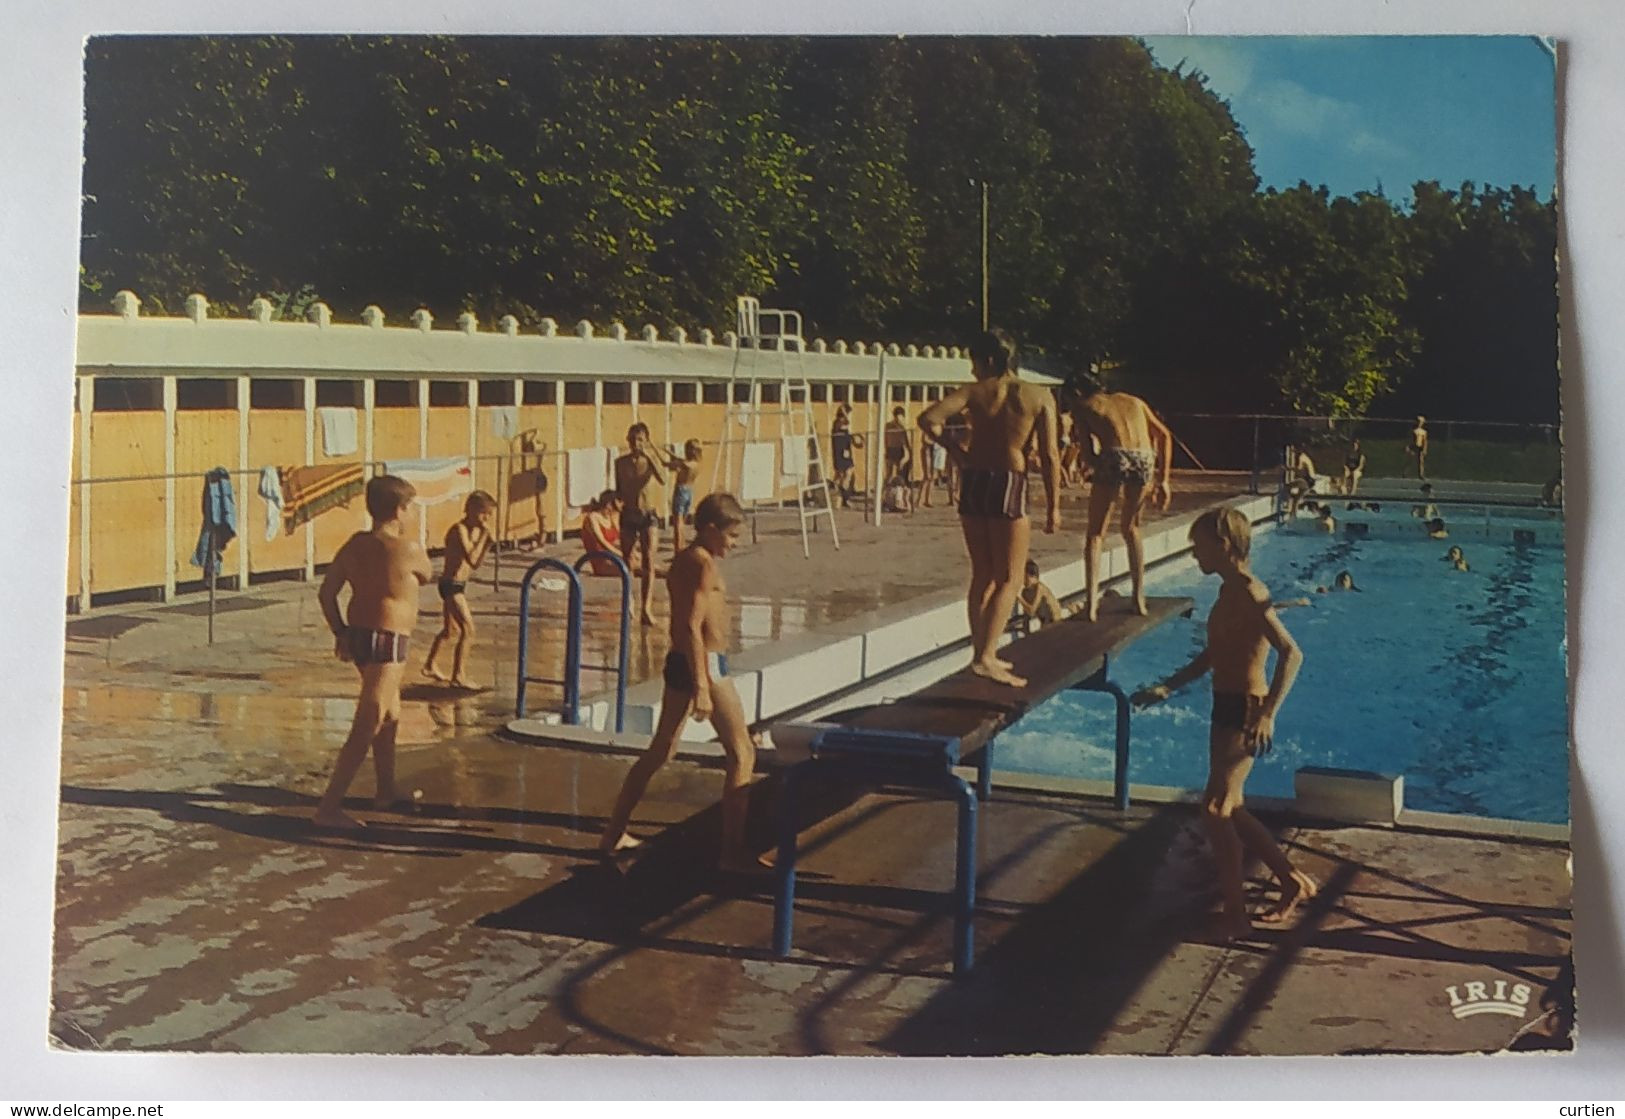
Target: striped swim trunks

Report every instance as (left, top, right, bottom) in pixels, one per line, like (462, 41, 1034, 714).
(347, 627, 410, 666)
(958, 468, 1027, 519)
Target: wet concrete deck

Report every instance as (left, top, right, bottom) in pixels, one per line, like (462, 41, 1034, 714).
(53, 471, 1574, 1055)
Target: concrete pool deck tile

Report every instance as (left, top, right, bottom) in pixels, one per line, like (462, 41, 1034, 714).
(51, 720, 1574, 1054)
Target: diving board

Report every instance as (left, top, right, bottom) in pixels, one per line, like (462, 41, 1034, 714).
(773, 593, 1194, 976)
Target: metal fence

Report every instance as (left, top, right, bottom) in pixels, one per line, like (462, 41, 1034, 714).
(1160, 413, 1562, 494)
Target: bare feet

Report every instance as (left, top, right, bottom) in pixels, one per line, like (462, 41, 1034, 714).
(449, 677, 485, 692)
(1133, 596, 1149, 617)
(421, 665, 449, 683)
(970, 659, 1028, 688)
(1084, 600, 1100, 623)
(993, 654, 1015, 671)
(1258, 870, 1319, 924)
(720, 852, 775, 875)
(599, 832, 643, 858)
(312, 809, 366, 831)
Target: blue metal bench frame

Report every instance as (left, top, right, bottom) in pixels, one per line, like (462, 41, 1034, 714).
(515, 551, 632, 731)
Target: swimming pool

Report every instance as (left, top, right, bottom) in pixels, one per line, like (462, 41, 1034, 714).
(996, 512, 1571, 824)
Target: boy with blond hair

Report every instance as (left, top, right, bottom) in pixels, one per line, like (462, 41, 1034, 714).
(1133, 506, 1317, 938)
(314, 475, 434, 830)
(422, 489, 497, 690)
(600, 492, 765, 872)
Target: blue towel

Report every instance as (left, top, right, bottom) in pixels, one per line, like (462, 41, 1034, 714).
(191, 467, 238, 577)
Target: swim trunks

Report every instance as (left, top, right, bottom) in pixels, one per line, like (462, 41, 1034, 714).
(619, 505, 657, 539)
(1211, 692, 1270, 754)
(662, 649, 729, 694)
(346, 627, 410, 666)
(958, 468, 1027, 519)
(1098, 447, 1156, 487)
(437, 577, 466, 601)
(671, 484, 694, 519)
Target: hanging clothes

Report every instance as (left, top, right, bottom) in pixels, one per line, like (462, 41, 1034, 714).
(489, 406, 519, 440)
(278, 463, 365, 534)
(567, 447, 611, 508)
(317, 407, 359, 456)
(257, 465, 284, 542)
(740, 442, 777, 501)
(190, 467, 238, 577)
(382, 457, 474, 506)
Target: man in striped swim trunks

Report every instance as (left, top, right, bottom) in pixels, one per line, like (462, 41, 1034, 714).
(1069, 372, 1174, 621)
(919, 328, 1061, 688)
(313, 474, 433, 830)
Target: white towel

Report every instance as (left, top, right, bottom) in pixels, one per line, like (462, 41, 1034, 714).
(317, 407, 359, 456)
(780, 435, 809, 480)
(740, 441, 777, 501)
(489, 406, 518, 440)
(567, 447, 611, 508)
(257, 464, 284, 542)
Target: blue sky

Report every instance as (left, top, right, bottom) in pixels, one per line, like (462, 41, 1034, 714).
(1142, 37, 1556, 202)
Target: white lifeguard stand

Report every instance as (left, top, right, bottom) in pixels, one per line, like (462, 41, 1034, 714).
(712, 296, 840, 558)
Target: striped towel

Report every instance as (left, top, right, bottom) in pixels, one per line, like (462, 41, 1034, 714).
(278, 463, 365, 534)
(382, 457, 473, 507)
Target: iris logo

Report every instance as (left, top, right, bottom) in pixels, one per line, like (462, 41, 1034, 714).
(1445, 979, 1531, 1019)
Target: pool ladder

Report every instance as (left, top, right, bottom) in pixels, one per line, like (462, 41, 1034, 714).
(515, 552, 632, 731)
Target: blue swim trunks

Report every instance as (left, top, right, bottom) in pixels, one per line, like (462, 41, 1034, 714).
(671, 484, 694, 519)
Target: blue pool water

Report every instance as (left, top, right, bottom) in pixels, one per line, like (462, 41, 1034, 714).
(997, 514, 1571, 824)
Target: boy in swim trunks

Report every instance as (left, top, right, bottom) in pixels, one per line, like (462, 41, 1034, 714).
(422, 489, 496, 690)
(313, 474, 434, 830)
(599, 492, 766, 872)
(1069, 374, 1173, 621)
(1131, 506, 1315, 939)
(614, 422, 666, 626)
(1015, 558, 1073, 632)
(919, 328, 1061, 687)
(663, 438, 704, 553)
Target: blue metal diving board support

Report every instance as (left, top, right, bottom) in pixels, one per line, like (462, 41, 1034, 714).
(771, 651, 1139, 976)
(1073, 653, 1134, 813)
(773, 728, 977, 975)
(515, 551, 632, 731)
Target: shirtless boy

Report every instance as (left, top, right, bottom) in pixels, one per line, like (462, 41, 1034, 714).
(1132, 507, 1315, 938)
(1016, 559, 1072, 631)
(1406, 416, 1430, 480)
(665, 438, 704, 553)
(614, 422, 666, 626)
(599, 493, 764, 872)
(1070, 375, 1172, 620)
(919, 328, 1060, 688)
(422, 490, 496, 689)
(313, 474, 434, 830)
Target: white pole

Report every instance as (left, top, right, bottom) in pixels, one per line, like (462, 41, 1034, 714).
(163, 376, 177, 601)
(237, 375, 250, 591)
(303, 377, 316, 579)
(77, 376, 93, 612)
(871, 354, 887, 527)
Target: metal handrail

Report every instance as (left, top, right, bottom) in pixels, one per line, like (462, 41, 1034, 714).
(515, 551, 631, 730)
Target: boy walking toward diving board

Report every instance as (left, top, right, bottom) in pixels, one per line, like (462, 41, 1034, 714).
(599, 492, 767, 873)
(1132, 506, 1317, 939)
(313, 475, 433, 830)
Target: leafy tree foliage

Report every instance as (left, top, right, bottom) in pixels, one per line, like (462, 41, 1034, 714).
(79, 35, 1557, 423)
